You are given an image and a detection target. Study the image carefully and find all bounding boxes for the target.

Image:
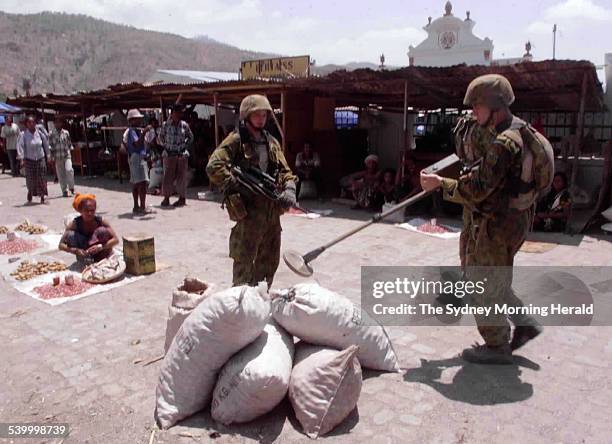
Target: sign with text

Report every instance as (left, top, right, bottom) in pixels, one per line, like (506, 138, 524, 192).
(241, 55, 311, 80)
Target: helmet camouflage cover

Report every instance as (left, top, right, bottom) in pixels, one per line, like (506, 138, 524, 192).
(239, 94, 273, 120)
(463, 74, 515, 109)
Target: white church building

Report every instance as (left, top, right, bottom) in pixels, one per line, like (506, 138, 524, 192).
(408, 1, 532, 67)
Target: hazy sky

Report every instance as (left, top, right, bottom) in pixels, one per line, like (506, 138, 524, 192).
(1, 0, 610, 72)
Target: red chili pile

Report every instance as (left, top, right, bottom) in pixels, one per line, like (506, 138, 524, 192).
(34, 280, 94, 300)
(417, 222, 451, 234)
(0, 239, 40, 255)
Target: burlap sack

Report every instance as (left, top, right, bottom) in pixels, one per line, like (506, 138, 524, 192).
(164, 277, 215, 353)
(289, 343, 362, 439)
(155, 283, 270, 429)
(211, 320, 294, 424)
(272, 283, 400, 372)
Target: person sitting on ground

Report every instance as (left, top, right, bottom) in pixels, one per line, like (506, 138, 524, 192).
(376, 168, 396, 206)
(59, 193, 119, 263)
(395, 153, 421, 200)
(295, 141, 322, 198)
(533, 172, 572, 232)
(351, 154, 381, 209)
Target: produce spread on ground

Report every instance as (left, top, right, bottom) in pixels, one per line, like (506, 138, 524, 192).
(9, 260, 68, 281)
(0, 239, 40, 255)
(34, 278, 94, 300)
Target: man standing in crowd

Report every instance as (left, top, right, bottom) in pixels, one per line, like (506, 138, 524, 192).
(1, 115, 21, 177)
(207, 94, 297, 287)
(159, 105, 193, 208)
(420, 74, 548, 364)
(122, 109, 151, 214)
(49, 116, 75, 197)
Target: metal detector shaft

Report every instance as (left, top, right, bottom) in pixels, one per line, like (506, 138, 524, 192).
(302, 189, 432, 263)
(300, 153, 461, 265)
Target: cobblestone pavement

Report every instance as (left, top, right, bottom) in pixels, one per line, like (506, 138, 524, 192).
(1, 175, 611, 444)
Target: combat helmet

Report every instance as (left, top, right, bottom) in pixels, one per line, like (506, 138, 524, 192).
(463, 74, 515, 109)
(239, 94, 273, 120)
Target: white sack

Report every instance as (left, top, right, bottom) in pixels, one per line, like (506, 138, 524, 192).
(155, 283, 270, 429)
(211, 321, 294, 424)
(289, 343, 362, 439)
(271, 283, 400, 372)
(164, 277, 215, 353)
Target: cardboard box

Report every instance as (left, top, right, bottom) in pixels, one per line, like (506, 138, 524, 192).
(123, 234, 156, 275)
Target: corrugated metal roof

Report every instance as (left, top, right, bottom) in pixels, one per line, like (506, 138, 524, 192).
(151, 70, 239, 83)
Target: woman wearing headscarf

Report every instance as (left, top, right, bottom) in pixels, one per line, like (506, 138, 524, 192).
(16, 115, 52, 204)
(59, 193, 119, 263)
(351, 154, 381, 209)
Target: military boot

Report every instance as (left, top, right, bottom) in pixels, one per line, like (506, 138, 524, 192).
(510, 325, 543, 351)
(462, 343, 513, 365)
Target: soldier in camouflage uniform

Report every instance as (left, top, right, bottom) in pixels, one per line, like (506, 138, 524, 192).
(421, 74, 543, 365)
(206, 95, 297, 288)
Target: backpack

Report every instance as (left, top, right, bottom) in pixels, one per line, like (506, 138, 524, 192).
(500, 118, 555, 211)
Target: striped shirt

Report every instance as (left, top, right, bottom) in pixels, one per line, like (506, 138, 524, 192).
(159, 119, 194, 154)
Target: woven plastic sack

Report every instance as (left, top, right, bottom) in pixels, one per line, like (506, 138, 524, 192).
(272, 283, 400, 372)
(211, 321, 294, 424)
(289, 343, 362, 438)
(155, 283, 270, 429)
(164, 277, 215, 353)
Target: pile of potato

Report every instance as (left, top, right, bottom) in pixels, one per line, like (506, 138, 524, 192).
(10, 260, 67, 281)
(15, 219, 47, 235)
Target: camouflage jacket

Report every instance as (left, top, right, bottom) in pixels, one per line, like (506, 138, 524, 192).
(206, 129, 296, 196)
(441, 116, 523, 215)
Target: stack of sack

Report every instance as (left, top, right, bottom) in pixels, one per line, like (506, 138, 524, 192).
(155, 280, 401, 439)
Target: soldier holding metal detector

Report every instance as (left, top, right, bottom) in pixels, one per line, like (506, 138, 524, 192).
(420, 74, 553, 364)
(206, 94, 297, 287)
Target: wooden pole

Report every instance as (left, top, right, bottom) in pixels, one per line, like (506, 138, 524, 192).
(213, 92, 220, 147)
(281, 91, 287, 153)
(401, 81, 409, 179)
(567, 73, 589, 233)
(81, 104, 93, 177)
(39, 102, 47, 130)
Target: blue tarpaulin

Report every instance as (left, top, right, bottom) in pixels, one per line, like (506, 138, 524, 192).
(0, 102, 21, 113)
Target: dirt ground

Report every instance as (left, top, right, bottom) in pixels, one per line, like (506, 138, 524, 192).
(1, 174, 611, 444)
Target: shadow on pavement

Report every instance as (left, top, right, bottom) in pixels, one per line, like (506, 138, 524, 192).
(403, 356, 539, 405)
(116, 212, 156, 221)
(176, 398, 290, 444)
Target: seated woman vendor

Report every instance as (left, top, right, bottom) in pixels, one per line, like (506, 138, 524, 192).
(59, 194, 119, 262)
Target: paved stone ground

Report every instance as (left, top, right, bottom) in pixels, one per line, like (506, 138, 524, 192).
(1, 174, 611, 444)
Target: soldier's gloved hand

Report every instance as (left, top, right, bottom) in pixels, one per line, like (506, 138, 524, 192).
(278, 181, 297, 209)
(225, 174, 240, 192)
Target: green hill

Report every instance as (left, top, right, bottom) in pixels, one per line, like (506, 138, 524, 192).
(0, 11, 275, 96)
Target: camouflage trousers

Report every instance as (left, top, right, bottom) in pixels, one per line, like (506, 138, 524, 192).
(229, 205, 281, 288)
(461, 208, 534, 346)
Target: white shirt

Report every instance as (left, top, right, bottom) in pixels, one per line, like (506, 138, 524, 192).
(17, 129, 50, 161)
(1, 123, 20, 151)
(296, 151, 321, 168)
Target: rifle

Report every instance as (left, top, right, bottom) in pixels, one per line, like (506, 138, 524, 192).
(230, 165, 311, 213)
